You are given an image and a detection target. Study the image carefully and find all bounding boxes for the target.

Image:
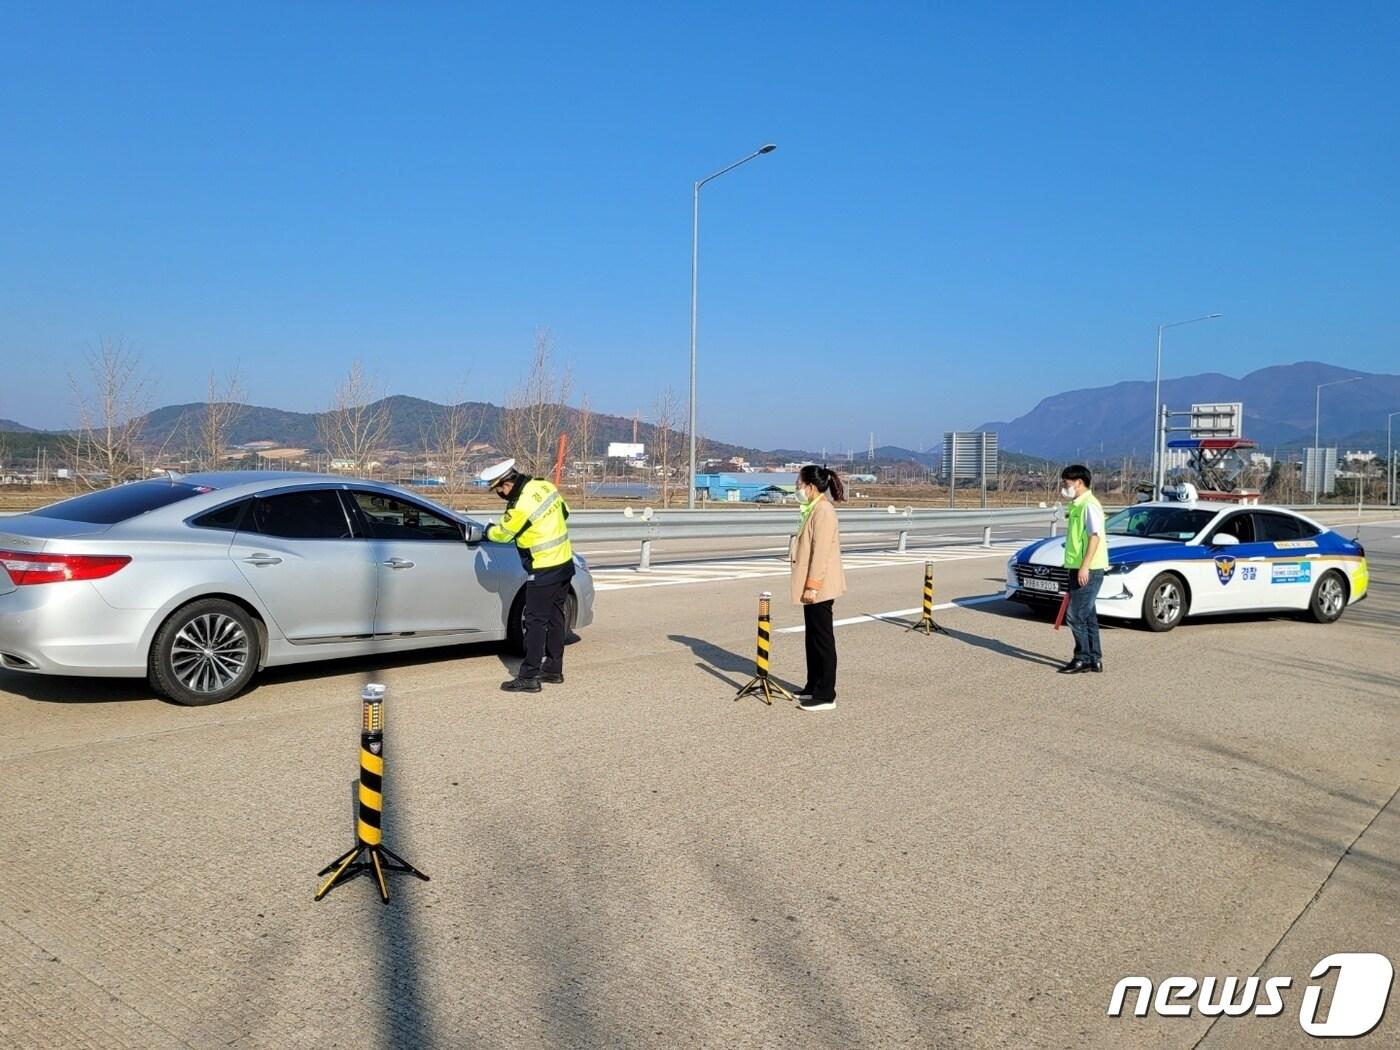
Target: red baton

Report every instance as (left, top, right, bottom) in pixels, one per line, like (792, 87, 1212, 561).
(1053, 591, 1070, 630)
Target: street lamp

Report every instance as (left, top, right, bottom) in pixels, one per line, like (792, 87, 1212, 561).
(1386, 410, 1400, 506)
(688, 143, 777, 508)
(1312, 376, 1364, 505)
(1151, 313, 1222, 497)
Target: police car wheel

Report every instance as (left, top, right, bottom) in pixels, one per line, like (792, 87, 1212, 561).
(1142, 573, 1187, 632)
(1307, 570, 1347, 624)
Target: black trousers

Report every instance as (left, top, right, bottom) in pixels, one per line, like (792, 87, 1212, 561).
(518, 564, 574, 679)
(803, 600, 837, 701)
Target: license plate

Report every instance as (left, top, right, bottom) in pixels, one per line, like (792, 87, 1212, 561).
(1023, 577, 1061, 593)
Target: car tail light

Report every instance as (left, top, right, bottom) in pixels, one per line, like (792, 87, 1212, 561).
(0, 550, 132, 586)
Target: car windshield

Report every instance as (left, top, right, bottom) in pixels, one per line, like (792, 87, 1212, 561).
(1105, 506, 1217, 541)
(31, 480, 214, 524)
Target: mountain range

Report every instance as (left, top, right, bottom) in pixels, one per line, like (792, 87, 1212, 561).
(4, 361, 1395, 466)
(978, 361, 1399, 461)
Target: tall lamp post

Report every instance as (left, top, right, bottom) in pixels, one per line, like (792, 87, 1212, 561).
(1386, 410, 1400, 506)
(1151, 313, 1221, 497)
(688, 143, 777, 508)
(1312, 376, 1363, 505)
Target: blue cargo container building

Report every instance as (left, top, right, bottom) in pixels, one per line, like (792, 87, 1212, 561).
(694, 472, 798, 502)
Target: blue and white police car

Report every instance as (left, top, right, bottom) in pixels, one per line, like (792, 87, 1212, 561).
(1005, 487, 1369, 631)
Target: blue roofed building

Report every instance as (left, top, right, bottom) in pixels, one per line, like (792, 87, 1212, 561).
(694, 472, 798, 502)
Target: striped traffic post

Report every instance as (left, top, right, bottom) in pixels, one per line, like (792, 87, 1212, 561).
(735, 592, 797, 705)
(315, 683, 430, 904)
(907, 561, 949, 635)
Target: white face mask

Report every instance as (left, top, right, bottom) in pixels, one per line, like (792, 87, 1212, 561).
(1060, 484, 1076, 500)
(797, 486, 813, 505)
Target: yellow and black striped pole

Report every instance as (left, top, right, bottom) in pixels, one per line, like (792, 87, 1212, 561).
(908, 561, 949, 635)
(315, 683, 430, 903)
(736, 592, 798, 705)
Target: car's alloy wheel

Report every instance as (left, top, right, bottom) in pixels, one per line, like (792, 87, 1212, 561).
(149, 598, 261, 705)
(1308, 570, 1347, 624)
(1143, 573, 1186, 632)
(171, 613, 250, 694)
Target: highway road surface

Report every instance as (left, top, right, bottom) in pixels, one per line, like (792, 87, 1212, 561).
(2, 520, 1397, 1048)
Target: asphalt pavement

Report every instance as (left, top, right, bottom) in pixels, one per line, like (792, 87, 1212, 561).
(2, 520, 1397, 1048)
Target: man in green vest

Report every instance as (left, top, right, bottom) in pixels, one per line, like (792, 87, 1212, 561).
(480, 459, 575, 693)
(1058, 463, 1108, 674)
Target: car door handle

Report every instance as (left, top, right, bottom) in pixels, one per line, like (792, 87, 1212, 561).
(383, 558, 416, 569)
(241, 554, 283, 567)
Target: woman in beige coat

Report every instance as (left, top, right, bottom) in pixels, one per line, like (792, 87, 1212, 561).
(790, 465, 847, 710)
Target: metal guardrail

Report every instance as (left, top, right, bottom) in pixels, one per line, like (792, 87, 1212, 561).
(566, 506, 1061, 569)
(0, 504, 1059, 571)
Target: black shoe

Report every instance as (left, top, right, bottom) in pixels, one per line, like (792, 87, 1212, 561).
(1090, 661, 1103, 673)
(501, 676, 542, 693)
(1057, 659, 1089, 674)
(540, 672, 564, 685)
(798, 697, 835, 711)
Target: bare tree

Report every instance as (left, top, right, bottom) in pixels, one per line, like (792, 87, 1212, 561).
(421, 381, 483, 503)
(651, 386, 684, 508)
(67, 337, 154, 487)
(318, 361, 391, 476)
(574, 393, 593, 507)
(194, 367, 247, 471)
(499, 328, 572, 477)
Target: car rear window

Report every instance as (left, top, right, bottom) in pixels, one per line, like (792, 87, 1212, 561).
(31, 481, 214, 525)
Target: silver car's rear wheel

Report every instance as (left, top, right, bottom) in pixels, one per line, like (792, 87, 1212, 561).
(171, 614, 250, 693)
(150, 599, 261, 705)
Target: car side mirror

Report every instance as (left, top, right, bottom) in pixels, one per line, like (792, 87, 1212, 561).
(1212, 533, 1240, 547)
(463, 523, 485, 545)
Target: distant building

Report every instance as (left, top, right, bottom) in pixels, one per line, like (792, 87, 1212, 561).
(607, 442, 646, 461)
(1304, 448, 1338, 496)
(694, 472, 797, 502)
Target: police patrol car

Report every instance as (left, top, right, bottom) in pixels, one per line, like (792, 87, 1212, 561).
(1005, 485, 1369, 631)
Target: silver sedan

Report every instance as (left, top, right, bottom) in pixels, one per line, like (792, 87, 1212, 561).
(0, 473, 594, 704)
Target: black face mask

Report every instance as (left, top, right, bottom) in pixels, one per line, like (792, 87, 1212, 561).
(494, 485, 511, 500)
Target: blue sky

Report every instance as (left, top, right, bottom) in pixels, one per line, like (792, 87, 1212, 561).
(2, 2, 1396, 451)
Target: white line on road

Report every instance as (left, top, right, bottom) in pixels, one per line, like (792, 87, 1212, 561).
(775, 592, 1009, 633)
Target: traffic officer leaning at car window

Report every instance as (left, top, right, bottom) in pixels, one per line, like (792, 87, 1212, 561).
(1059, 463, 1108, 674)
(480, 459, 574, 693)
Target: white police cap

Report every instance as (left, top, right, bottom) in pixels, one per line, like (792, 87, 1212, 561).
(479, 459, 517, 486)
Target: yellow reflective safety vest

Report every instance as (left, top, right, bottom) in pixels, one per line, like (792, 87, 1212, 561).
(485, 477, 573, 571)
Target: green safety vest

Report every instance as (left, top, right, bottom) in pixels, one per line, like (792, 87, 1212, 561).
(1064, 491, 1109, 570)
(485, 478, 573, 571)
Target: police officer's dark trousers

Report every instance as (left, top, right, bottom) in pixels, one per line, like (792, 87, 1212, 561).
(519, 562, 575, 679)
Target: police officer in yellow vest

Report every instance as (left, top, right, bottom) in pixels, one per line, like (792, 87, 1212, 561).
(1058, 464, 1108, 674)
(480, 459, 574, 693)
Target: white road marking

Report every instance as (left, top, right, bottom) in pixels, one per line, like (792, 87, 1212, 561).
(591, 542, 1023, 592)
(775, 592, 1008, 633)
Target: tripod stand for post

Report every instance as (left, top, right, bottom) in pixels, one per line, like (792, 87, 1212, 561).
(735, 592, 798, 705)
(315, 685, 430, 904)
(907, 562, 949, 635)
